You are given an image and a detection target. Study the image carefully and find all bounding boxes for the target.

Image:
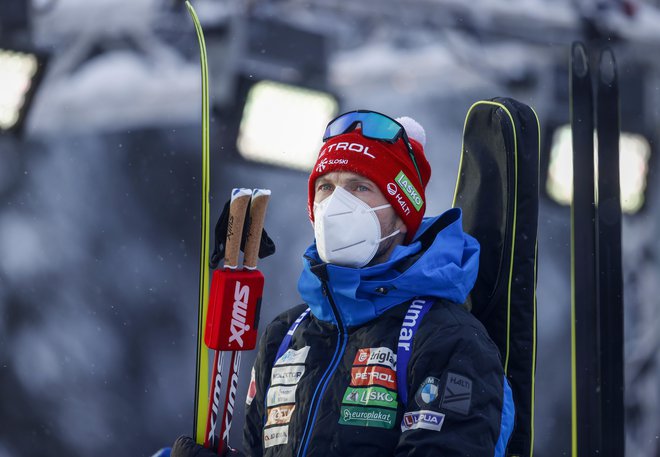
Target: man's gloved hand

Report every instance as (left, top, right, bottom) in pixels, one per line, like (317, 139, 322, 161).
(170, 436, 246, 457)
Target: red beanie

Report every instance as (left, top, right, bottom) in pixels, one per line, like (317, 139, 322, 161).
(308, 116, 431, 242)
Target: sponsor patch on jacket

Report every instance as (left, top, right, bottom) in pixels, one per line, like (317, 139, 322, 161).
(441, 372, 472, 415)
(246, 366, 257, 406)
(263, 425, 288, 448)
(342, 386, 398, 409)
(265, 404, 296, 426)
(401, 410, 445, 432)
(350, 366, 397, 390)
(266, 384, 298, 407)
(353, 347, 397, 370)
(274, 346, 310, 366)
(271, 365, 305, 386)
(339, 406, 396, 429)
(414, 376, 441, 407)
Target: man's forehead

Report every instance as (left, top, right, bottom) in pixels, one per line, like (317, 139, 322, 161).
(315, 171, 375, 185)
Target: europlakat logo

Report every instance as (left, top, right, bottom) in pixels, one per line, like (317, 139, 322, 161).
(395, 171, 423, 211)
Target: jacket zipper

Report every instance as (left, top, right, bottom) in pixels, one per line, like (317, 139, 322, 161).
(295, 280, 348, 457)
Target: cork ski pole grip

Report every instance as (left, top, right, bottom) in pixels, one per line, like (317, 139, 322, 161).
(224, 188, 252, 269)
(243, 189, 271, 269)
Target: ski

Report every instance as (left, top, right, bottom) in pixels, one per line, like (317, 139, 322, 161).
(595, 47, 625, 456)
(185, 1, 212, 445)
(570, 42, 602, 456)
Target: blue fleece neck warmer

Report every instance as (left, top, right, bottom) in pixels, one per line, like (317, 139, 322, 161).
(297, 208, 480, 327)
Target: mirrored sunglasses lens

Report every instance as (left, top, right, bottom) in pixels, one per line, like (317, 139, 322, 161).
(324, 113, 358, 140)
(360, 113, 400, 140)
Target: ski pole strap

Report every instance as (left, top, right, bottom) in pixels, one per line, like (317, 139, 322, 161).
(275, 308, 311, 361)
(396, 298, 434, 406)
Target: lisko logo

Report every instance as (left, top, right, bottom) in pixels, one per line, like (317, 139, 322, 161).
(387, 183, 397, 196)
(228, 281, 251, 347)
(401, 410, 445, 432)
(222, 352, 242, 442)
(342, 386, 398, 409)
(395, 171, 423, 211)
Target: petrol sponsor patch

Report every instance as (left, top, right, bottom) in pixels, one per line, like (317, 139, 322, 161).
(350, 366, 397, 390)
(342, 386, 398, 409)
(401, 410, 445, 432)
(265, 404, 296, 426)
(263, 425, 289, 448)
(353, 347, 397, 370)
(274, 346, 311, 366)
(271, 365, 305, 386)
(414, 376, 441, 407)
(246, 366, 257, 406)
(440, 372, 472, 415)
(266, 384, 298, 407)
(339, 406, 396, 429)
(395, 171, 423, 211)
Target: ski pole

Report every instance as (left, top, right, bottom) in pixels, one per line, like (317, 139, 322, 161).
(218, 189, 271, 453)
(205, 189, 271, 453)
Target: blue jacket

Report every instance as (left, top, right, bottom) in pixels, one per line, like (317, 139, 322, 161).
(243, 208, 514, 457)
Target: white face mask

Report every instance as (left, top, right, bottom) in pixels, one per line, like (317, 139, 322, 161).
(313, 186, 401, 268)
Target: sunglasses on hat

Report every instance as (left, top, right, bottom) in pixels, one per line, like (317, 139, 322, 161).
(322, 110, 423, 183)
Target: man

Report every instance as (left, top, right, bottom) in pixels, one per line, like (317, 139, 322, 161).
(170, 110, 514, 456)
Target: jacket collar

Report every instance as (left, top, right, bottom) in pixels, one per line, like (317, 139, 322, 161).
(297, 208, 480, 327)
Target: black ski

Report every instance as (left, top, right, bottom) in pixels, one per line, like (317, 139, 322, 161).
(595, 48, 625, 456)
(570, 42, 602, 456)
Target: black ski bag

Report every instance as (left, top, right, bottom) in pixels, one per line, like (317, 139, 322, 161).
(453, 97, 539, 457)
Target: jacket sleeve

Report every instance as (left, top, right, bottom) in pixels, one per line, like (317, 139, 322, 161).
(394, 320, 507, 457)
(243, 306, 306, 457)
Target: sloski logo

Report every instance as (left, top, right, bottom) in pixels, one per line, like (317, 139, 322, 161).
(228, 282, 251, 347)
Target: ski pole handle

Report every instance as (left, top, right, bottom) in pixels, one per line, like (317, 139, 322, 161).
(243, 189, 271, 270)
(224, 188, 251, 269)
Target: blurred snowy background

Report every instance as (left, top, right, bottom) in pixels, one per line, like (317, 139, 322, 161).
(1, 0, 659, 455)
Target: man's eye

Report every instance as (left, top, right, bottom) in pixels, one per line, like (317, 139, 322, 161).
(318, 183, 333, 192)
(355, 185, 370, 192)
